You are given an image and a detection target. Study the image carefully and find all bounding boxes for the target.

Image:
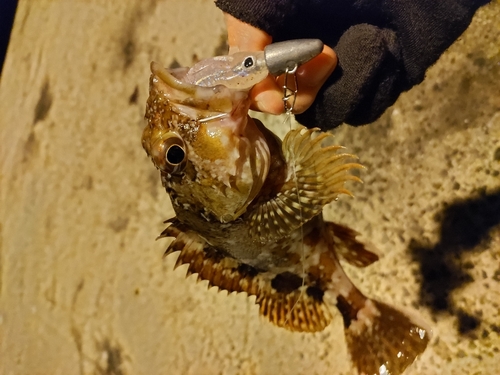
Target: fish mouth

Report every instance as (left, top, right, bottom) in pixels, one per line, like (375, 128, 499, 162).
(150, 61, 249, 117)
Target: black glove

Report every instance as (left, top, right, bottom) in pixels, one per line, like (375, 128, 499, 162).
(216, 0, 491, 129)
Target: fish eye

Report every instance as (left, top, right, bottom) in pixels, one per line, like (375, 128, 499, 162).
(166, 144, 185, 165)
(151, 132, 187, 174)
(244, 57, 254, 68)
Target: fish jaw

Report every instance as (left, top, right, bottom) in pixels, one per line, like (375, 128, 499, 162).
(143, 62, 271, 223)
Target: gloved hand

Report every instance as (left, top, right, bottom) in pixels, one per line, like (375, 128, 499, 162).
(217, 0, 491, 129)
(224, 13, 337, 116)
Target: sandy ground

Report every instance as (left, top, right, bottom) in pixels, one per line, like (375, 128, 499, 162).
(0, 1, 499, 374)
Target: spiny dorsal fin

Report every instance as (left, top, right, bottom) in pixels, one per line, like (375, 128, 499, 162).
(249, 126, 363, 242)
(161, 222, 331, 332)
(164, 224, 262, 295)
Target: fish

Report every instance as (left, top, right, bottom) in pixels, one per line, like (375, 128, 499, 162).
(142, 50, 430, 375)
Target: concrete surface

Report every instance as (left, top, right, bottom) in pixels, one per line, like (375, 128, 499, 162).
(0, 1, 499, 374)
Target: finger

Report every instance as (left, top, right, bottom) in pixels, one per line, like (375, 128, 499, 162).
(224, 12, 337, 115)
(251, 77, 284, 114)
(224, 13, 272, 52)
(251, 46, 337, 115)
(277, 45, 337, 114)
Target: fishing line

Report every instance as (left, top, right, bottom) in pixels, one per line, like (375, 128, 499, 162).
(281, 65, 306, 328)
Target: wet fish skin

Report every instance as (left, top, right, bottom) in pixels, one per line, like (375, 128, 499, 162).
(143, 55, 430, 375)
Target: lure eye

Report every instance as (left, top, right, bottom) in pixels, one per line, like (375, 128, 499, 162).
(151, 132, 187, 174)
(244, 57, 254, 68)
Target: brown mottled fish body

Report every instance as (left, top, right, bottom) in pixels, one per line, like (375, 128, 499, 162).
(143, 56, 429, 375)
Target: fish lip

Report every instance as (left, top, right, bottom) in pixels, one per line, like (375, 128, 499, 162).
(264, 39, 324, 76)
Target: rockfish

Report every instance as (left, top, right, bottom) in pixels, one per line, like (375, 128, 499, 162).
(142, 45, 429, 375)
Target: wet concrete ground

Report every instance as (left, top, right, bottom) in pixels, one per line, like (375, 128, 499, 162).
(0, 1, 499, 374)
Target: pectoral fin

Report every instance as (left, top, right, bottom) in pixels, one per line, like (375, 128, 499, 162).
(249, 126, 363, 242)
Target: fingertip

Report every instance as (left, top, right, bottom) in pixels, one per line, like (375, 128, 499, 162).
(297, 47, 337, 87)
(252, 91, 284, 115)
(291, 92, 317, 114)
(322, 45, 337, 64)
(250, 77, 284, 114)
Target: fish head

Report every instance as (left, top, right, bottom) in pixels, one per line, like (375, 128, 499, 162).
(143, 62, 271, 223)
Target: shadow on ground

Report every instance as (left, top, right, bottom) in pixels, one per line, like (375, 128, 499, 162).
(410, 189, 500, 334)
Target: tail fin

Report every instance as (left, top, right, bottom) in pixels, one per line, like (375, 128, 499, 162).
(343, 298, 430, 375)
